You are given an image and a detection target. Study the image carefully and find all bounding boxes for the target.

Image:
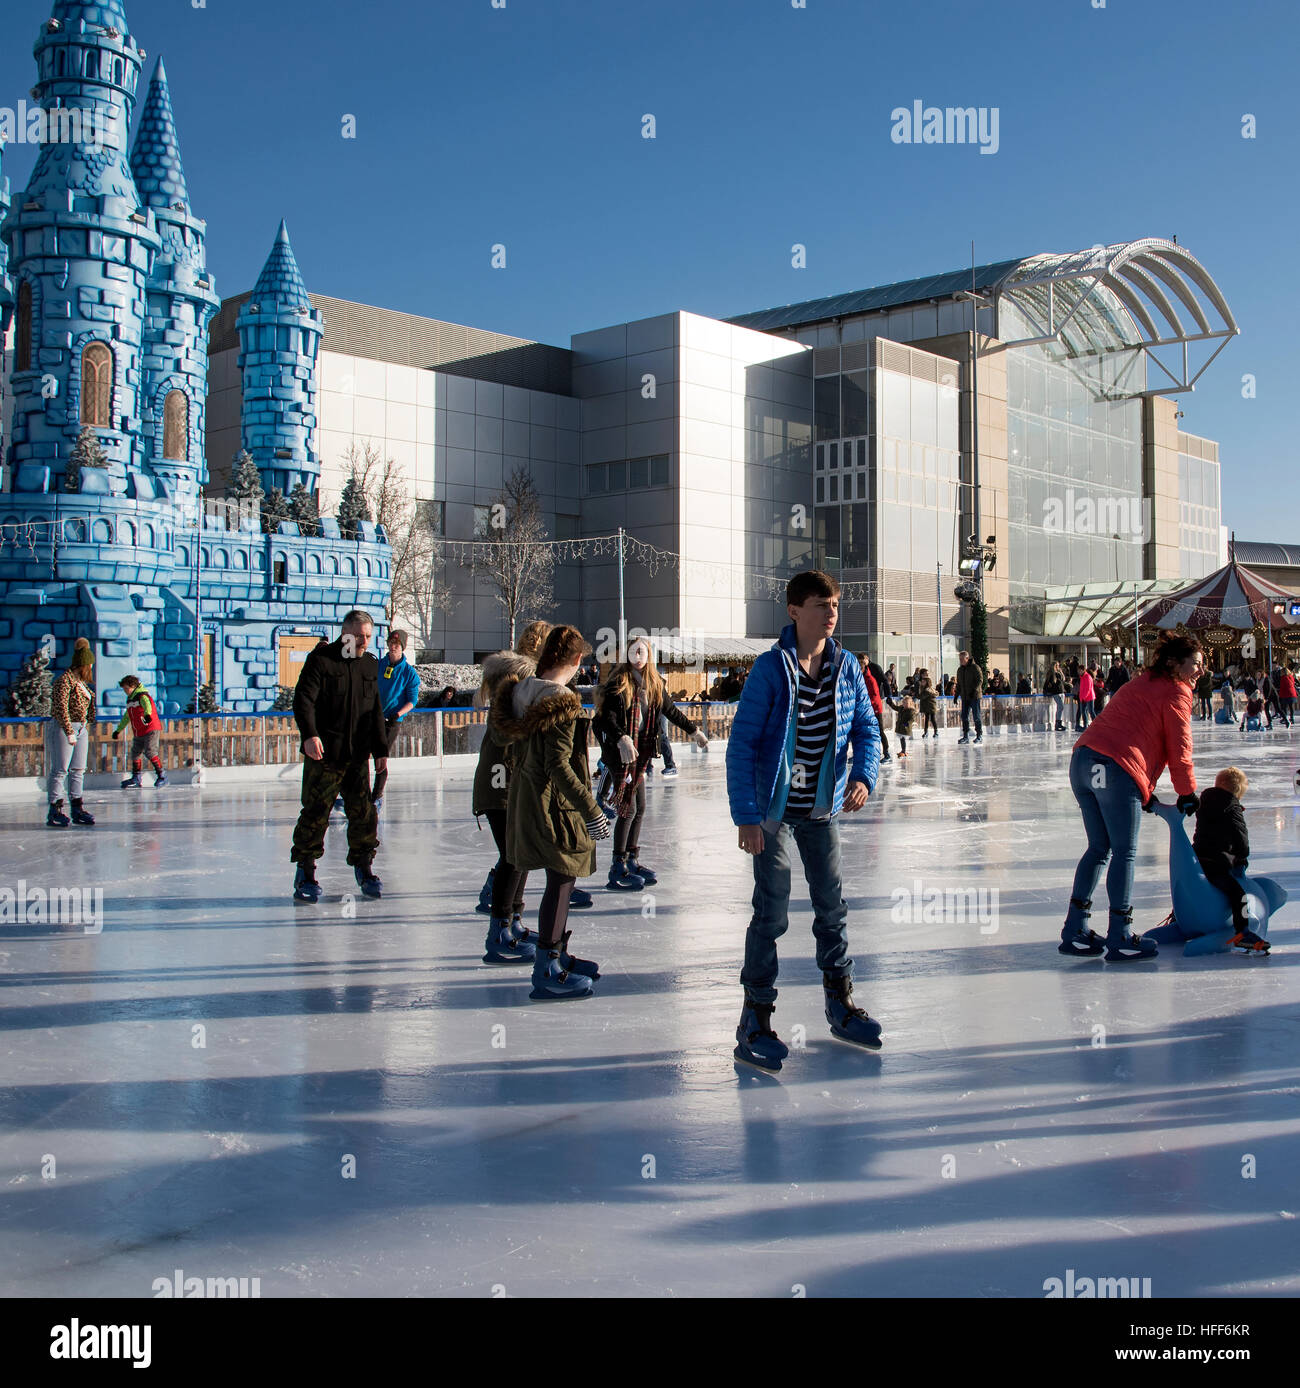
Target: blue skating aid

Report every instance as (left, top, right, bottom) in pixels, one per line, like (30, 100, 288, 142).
(1144, 801, 1285, 955)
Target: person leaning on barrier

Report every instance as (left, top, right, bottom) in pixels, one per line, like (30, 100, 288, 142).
(289, 609, 389, 903)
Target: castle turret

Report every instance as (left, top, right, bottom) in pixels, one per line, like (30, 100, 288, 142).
(0, 0, 160, 485)
(130, 55, 218, 505)
(235, 221, 322, 498)
(0, 134, 13, 466)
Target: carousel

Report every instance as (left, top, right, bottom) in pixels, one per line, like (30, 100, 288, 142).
(1098, 558, 1300, 671)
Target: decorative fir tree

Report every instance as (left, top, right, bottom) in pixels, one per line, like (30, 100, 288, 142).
(970, 593, 990, 687)
(336, 469, 371, 539)
(8, 648, 54, 717)
(186, 680, 221, 714)
(227, 450, 265, 507)
(289, 482, 319, 537)
(64, 426, 109, 493)
(260, 486, 291, 534)
(270, 684, 296, 711)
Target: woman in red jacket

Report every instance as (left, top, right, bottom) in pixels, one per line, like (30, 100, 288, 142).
(1059, 633, 1203, 962)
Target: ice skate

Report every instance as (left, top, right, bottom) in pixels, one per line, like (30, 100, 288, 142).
(354, 863, 382, 899)
(1104, 908, 1157, 961)
(569, 887, 594, 910)
(1059, 897, 1105, 955)
(557, 929, 599, 979)
(153, 768, 167, 787)
(293, 865, 321, 903)
(823, 973, 883, 1049)
(626, 856, 657, 885)
(528, 944, 594, 1000)
(606, 855, 645, 891)
(508, 912, 535, 945)
(46, 801, 70, 828)
(733, 999, 788, 1072)
(121, 771, 142, 789)
(475, 867, 495, 915)
(483, 916, 535, 965)
(69, 799, 95, 826)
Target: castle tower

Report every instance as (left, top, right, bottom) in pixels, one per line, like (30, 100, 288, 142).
(235, 221, 322, 498)
(0, 0, 160, 483)
(0, 134, 13, 464)
(130, 56, 218, 505)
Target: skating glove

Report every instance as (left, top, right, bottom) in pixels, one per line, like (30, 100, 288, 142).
(693, 730, 709, 749)
(1142, 795, 1158, 813)
(617, 734, 636, 764)
(586, 813, 611, 841)
(1176, 793, 1200, 816)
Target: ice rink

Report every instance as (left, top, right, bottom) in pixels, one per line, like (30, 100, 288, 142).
(2, 722, 1297, 1298)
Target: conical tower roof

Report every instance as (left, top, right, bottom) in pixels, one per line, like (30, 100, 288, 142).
(250, 221, 311, 310)
(130, 58, 189, 210)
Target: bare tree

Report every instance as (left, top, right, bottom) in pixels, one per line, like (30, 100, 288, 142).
(340, 440, 454, 637)
(473, 465, 555, 647)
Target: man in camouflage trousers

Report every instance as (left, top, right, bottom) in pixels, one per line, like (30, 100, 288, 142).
(290, 610, 390, 902)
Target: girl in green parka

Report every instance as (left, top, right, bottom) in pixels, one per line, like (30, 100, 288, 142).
(494, 624, 610, 1001)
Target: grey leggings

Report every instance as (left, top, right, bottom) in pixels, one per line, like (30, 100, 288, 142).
(47, 721, 89, 803)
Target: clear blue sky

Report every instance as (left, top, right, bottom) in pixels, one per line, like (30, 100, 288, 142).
(3, 0, 1296, 541)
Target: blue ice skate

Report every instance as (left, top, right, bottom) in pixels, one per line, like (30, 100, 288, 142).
(529, 944, 594, 1000)
(354, 863, 382, 899)
(483, 916, 535, 965)
(733, 999, 789, 1071)
(823, 972, 883, 1048)
(293, 865, 321, 903)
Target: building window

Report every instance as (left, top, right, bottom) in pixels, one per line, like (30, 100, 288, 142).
(416, 498, 445, 536)
(585, 454, 670, 496)
(273, 558, 287, 584)
(80, 342, 113, 427)
(472, 504, 492, 537)
(163, 389, 188, 460)
(16, 282, 33, 372)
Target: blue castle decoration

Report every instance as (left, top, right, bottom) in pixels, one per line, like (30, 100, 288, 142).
(0, 0, 390, 718)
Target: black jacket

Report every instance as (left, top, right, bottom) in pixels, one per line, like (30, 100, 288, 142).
(1105, 664, 1130, 693)
(955, 662, 983, 699)
(1192, 787, 1250, 873)
(293, 639, 389, 765)
(594, 674, 698, 767)
(1044, 672, 1064, 696)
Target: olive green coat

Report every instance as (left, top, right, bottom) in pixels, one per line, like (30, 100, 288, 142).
(497, 677, 601, 877)
(472, 650, 535, 815)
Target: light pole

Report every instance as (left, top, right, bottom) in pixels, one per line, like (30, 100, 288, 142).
(954, 286, 991, 579)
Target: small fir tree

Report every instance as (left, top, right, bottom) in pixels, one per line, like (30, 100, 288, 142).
(270, 684, 296, 711)
(65, 426, 109, 493)
(289, 482, 319, 537)
(9, 648, 54, 717)
(186, 680, 221, 714)
(260, 486, 291, 534)
(336, 469, 371, 539)
(227, 449, 265, 502)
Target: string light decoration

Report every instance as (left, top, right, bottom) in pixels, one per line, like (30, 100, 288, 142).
(431, 531, 881, 604)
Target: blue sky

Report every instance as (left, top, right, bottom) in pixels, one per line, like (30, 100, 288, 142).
(3, 0, 1295, 540)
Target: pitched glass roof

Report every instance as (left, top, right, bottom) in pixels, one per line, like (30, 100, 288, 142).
(726, 258, 1025, 332)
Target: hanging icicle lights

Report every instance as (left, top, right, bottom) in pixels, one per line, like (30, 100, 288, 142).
(433, 530, 880, 603)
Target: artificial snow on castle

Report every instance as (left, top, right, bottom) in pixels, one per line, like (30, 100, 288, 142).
(0, 0, 390, 717)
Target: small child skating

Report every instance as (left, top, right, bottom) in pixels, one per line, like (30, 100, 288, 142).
(887, 694, 916, 758)
(112, 675, 167, 787)
(1193, 767, 1268, 952)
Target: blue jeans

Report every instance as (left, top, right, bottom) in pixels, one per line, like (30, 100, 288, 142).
(658, 712, 675, 770)
(741, 817, 851, 1004)
(1052, 694, 1065, 725)
(959, 696, 982, 736)
(1065, 746, 1144, 937)
(1076, 699, 1094, 729)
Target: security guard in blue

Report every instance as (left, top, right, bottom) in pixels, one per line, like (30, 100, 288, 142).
(372, 628, 421, 808)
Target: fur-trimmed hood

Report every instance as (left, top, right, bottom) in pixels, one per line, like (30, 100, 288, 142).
(491, 676, 589, 744)
(475, 649, 536, 710)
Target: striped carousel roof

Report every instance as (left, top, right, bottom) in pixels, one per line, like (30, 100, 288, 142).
(1136, 561, 1297, 631)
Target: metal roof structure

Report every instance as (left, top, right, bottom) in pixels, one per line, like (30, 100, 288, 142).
(727, 240, 1237, 400)
(1232, 541, 1300, 569)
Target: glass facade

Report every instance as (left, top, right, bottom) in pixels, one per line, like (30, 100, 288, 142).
(1178, 448, 1221, 580)
(1002, 298, 1145, 600)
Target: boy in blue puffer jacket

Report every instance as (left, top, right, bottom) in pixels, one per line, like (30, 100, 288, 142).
(726, 570, 883, 1070)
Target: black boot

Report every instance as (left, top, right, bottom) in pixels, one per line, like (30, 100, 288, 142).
(70, 798, 95, 826)
(46, 799, 70, 828)
(1105, 907, 1157, 961)
(1059, 896, 1104, 955)
(822, 972, 883, 1048)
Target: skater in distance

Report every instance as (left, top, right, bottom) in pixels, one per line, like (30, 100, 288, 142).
(45, 636, 97, 828)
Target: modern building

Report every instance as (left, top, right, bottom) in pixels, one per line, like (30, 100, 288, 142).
(0, 0, 390, 715)
(204, 240, 1237, 681)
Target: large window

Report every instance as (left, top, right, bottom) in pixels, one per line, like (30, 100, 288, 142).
(586, 454, 669, 495)
(415, 499, 445, 536)
(15, 282, 32, 373)
(162, 389, 188, 460)
(80, 342, 113, 427)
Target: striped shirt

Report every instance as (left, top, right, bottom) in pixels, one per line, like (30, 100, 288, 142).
(784, 650, 835, 821)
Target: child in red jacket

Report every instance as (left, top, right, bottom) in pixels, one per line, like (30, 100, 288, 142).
(113, 676, 167, 788)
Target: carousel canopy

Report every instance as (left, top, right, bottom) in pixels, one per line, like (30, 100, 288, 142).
(1135, 560, 1299, 632)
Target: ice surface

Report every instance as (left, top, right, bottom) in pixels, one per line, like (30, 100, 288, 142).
(1, 724, 1297, 1298)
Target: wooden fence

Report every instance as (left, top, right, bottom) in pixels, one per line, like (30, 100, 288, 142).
(2, 694, 1199, 778)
